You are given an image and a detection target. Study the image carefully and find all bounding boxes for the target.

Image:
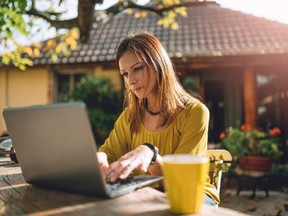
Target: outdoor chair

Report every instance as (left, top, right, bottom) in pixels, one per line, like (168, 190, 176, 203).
(207, 149, 232, 195)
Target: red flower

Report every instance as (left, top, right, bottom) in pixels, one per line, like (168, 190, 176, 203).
(268, 127, 281, 137)
(240, 124, 252, 131)
(219, 132, 226, 140)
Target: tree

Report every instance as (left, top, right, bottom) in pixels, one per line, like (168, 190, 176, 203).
(0, 0, 211, 70)
(68, 75, 123, 145)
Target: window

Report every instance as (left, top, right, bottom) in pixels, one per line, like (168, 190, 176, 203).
(256, 70, 288, 133)
(56, 73, 85, 102)
(204, 80, 225, 143)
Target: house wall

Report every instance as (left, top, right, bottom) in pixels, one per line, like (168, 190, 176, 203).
(53, 64, 121, 91)
(0, 70, 6, 106)
(0, 67, 49, 135)
(0, 64, 122, 135)
(93, 65, 122, 91)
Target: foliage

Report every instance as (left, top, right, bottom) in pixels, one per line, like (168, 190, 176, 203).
(0, 0, 28, 38)
(41, 28, 79, 63)
(270, 163, 288, 189)
(220, 124, 283, 162)
(69, 75, 123, 144)
(208, 154, 231, 187)
(0, 0, 32, 70)
(180, 76, 200, 98)
(271, 163, 288, 178)
(0, 0, 79, 70)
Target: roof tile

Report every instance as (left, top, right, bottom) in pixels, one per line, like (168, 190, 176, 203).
(29, 3, 288, 65)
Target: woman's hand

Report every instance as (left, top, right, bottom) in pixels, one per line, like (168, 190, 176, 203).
(96, 152, 109, 173)
(105, 145, 154, 182)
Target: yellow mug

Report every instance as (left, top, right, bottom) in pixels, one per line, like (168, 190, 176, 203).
(162, 154, 210, 214)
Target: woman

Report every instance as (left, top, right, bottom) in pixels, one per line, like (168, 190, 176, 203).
(97, 31, 219, 205)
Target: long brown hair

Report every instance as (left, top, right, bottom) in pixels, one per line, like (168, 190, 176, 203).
(116, 31, 197, 133)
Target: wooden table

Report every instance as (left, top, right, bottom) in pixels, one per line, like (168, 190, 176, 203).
(0, 156, 248, 216)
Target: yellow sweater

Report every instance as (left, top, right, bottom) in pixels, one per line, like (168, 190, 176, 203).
(99, 101, 220, 204)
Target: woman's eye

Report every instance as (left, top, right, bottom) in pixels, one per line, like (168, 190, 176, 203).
(134, 66, 144, 72)
(121, 73, 128, 78)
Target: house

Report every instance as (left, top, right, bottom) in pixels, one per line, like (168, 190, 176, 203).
(0, 2, 287, 157)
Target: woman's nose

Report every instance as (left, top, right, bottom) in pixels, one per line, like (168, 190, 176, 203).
(127, 73, 137, 86)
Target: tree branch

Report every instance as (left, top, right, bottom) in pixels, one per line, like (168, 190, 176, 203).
(26, 7, 78, 29)
(105, 1, 217, 17)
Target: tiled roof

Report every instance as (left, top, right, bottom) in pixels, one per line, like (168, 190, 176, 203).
(33, 2, 288, 65)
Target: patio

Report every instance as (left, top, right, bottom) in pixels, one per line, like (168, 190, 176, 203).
(219, 179, 288, 216)
(220, 190, 288, 216)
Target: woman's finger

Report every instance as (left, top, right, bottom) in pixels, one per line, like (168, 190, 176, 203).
(107, 158, 133, 181)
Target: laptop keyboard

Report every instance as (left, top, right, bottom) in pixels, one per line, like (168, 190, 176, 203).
(106, 175, 138, 191)
(105, 175, 163, 197)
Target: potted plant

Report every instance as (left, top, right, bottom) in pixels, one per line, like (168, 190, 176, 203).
(219, 124, 283, 171)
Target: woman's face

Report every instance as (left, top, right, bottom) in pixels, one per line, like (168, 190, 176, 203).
(119, 51, 157, 99)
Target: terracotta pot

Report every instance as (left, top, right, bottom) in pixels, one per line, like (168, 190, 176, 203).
(239, 156, 272, 172)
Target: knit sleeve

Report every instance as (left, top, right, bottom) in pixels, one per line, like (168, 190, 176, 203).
(174, 102, 210, 156)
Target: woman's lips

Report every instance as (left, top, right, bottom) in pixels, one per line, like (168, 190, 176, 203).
(134, 86, 144, 92)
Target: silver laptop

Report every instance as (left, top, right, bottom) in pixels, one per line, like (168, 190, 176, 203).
(2, 102, 163, 198)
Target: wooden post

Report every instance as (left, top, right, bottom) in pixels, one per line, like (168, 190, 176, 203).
(199, 75, 205, 103)
(243, 67, 257, 128)
(47, 65, 55, 103)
